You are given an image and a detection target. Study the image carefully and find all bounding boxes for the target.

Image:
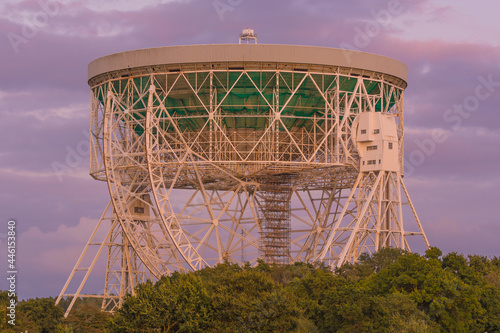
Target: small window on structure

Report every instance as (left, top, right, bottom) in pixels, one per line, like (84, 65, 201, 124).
(367, 160, 376, 165)
(374, 129, 380, 134)
(361, 129, 366, 134)
(388, 142, 393, 149)
(379, 160, 381, 164)
(367, 145, 378, 151)
(134, 207, 145, 214)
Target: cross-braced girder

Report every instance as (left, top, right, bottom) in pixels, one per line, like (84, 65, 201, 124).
(56, 202, 154, 317)
(61, 57, 428, 314)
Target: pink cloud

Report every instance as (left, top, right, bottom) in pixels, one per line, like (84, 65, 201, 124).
(1, 0, 499, 300)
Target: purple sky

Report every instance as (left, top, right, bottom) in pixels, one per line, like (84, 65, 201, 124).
(1, 0, 499, 300)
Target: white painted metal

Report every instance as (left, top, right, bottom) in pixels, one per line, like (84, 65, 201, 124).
(239, 28, 257, 44)
(56, 202, 151, 316)
(59, 44, 429, 315)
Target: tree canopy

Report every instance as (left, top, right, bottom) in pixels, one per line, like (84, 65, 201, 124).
(3, 247, 500, 332)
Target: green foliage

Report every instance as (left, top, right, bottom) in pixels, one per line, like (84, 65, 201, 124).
(382, 293, 435, 333)
(17, 297, 64, 333)
(65, 300, 112, 333)
(368, 251, 487, 332)
(108, 273, 212, 332)
(424, 246, 443, 260)
(2, 247, 500, 332)
(109, 262, 301, 332)
(0, 290, 16, 333)
(197, 262, 287, 332)
(288, 247, 500, 332)
(335, 247, 407, 280)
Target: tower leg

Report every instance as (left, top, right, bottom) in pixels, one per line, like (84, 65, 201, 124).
(56, 201, 152, 317)
(317, 170, 429, 268)
(101, 215, 152, 311)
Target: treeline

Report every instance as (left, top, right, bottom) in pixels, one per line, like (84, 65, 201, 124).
(0, 293, 110, 333)
(2, 247, 500, 332)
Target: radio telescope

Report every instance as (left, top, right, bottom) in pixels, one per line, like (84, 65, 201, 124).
(57, 43, 429, 316)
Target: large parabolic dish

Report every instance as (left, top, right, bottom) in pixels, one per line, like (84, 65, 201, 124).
(59, 44, 429, 315)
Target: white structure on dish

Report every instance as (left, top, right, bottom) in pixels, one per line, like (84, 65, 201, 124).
(56, 43, 430, 316)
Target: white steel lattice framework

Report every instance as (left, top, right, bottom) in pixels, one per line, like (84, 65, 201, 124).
(57, 44, 429, 315)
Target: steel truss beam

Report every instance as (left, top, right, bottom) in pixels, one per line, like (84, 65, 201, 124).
(317, 170, 430, 267)
(60, 65, 429, 315)
(56, 202, 153, 317)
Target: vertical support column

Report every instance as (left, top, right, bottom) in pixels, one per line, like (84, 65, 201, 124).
(102, 213, 133, 311)
(209, 71, 214, 161)
(56, 201, 151, 317)
(274, 72, 280, 162)
(258, 174, 292, 265)
(56, 202, 116, 317)
(102, 196, 153, 312)
(318, 169, 429, 269)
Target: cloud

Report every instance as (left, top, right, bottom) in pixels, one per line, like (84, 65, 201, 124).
(0, 90, 89, 174)
(1, 0, 499, 301)
(0, 169, 109, 234)
(404, 126, 500, 179)
(403, 173, 500, 258)
(12, 216, 109, 299)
